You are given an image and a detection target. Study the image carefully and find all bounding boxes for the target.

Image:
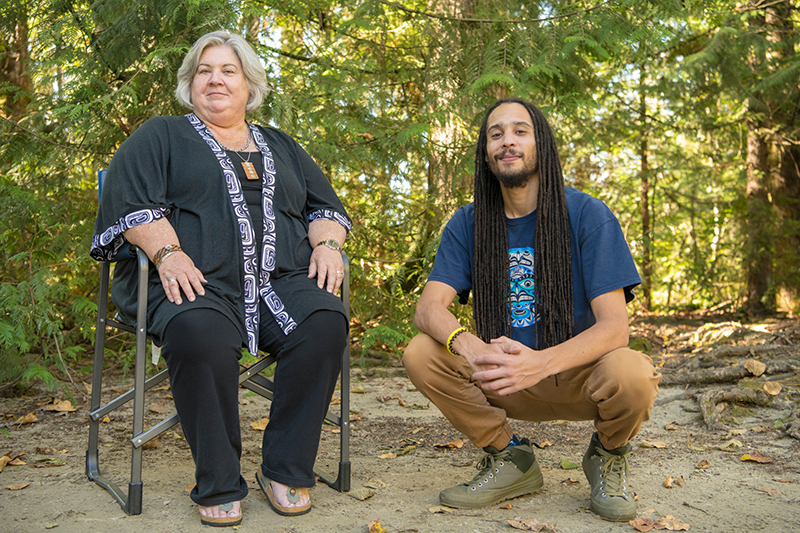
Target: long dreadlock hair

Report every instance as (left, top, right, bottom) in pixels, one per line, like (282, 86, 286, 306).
(473, 98, 574, 349)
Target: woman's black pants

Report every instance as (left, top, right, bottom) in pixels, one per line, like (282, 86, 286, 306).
(161, 306, 346, 507)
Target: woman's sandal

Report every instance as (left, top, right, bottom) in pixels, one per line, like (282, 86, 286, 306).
(256, 471, 311, 516)
(199, 502, 243, 527)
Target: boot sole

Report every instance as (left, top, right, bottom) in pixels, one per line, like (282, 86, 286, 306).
(439, 466, 544, 509)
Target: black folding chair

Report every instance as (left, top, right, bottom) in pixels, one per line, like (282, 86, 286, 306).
(86, 246, 351, 515)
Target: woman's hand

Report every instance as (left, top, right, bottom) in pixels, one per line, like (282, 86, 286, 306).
(157, 251, 207, 305)
(308, 245, 344, 294)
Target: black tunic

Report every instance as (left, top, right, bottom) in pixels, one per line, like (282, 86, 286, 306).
(91, 115, 351, 347)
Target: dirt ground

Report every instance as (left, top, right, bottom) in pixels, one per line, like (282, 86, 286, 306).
(2, 320, 800, 532)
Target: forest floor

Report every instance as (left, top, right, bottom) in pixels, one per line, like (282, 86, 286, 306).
(1, 314, 799, 533)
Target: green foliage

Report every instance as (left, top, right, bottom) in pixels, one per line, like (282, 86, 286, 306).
(2, 0, 800, 390)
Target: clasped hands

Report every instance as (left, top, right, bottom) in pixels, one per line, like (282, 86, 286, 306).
(469, 337, 553, 396)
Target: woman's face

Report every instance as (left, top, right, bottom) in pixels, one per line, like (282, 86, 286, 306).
(190, 45, 250, 124)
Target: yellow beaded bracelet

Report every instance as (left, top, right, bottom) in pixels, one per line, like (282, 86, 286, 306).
(446, 327, 469, 356)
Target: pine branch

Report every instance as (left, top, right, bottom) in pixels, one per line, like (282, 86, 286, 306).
(0, 115, 113, 156)
(379, 0, 612, 24)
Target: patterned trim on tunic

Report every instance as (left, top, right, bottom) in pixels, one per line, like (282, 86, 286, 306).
(186, 113, 297, 355)
(308, 209, 352, 232)
(90, 208, 169, 261)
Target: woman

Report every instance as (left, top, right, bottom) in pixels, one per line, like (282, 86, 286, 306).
(91, 31, 351, 526)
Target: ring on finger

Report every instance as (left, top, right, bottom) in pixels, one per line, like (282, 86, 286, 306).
(167, 278, 176, 283)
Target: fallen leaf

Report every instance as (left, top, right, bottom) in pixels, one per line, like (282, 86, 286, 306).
(756, 487, 777, 496)
(185, 482, 196, 492)
(349, 487, 376, 501)
(741, 451, 773, 464)
(664, 423, 678, 431)
(378, 452, 396, 459)
(396, 445, 416, 456)
(499, 503, 513, 509)
(507, 519, 557, 532)
(630, 517, 655, 532)
(434, 439, 464, 449)
(148, 403, 168, 414)
(34, 458, 66, 468)
(539, 440, 553, 447)
(561, 459, 579, 470)
(367, 519, 387, 533)
(640, 440, 668, 449)
(18, 413, 38, 425)
(653, 514, 690, 531)
(696, 459, 710, 469)
(376, 394, 400, 403)
(352, 385, 366, 394)
(142, 436, 159, 450)
(0, 455, 11, 473)
(7, 453, 27, 467)
(36, 447, 56, 454)
(744, 358, 766, 377)
(427, 505, 454, 514)
(560, 478, 580, 486)
(663, 475, 674, 489)
(101, 415, 110, 423)
(674, 475, 684, 487)
(45, 523, 58, 530)
(5, 482, 30, 491)
(45, 399, 77, 413)
(364, 478, 386, 490)
(330, 396, 341, 405)
(250, 417, 269, 431)
(718, 439, 743, 451)
(763, 382, 782, 396)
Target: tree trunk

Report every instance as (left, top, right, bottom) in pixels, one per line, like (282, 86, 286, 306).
(0, 11, 32, 120)
(638, 64, 652, 311)
(745, 120, 773, 313)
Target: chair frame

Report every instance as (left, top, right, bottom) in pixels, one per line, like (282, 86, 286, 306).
(86, 246, 351, 515)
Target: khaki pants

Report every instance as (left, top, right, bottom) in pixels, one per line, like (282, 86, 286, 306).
(402, 333, 661, 451)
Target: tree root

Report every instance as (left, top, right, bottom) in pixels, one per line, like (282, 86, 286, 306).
(661, 359, 800, 385)
(698, 387, 774, 430)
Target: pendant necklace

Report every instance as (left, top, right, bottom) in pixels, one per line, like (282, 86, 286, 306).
(216, 127, 259, 181)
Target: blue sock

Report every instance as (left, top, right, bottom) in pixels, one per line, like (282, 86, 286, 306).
(508, 434, 521, 447)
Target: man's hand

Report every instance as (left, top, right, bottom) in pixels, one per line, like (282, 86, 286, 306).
(471, 336, 553, 396)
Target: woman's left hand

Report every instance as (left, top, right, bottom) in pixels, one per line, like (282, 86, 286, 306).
(308, 245, 345, 294)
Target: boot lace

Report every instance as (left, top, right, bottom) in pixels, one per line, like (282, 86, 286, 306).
(467, 448, 513, 490)
(596, 448, 629, 497)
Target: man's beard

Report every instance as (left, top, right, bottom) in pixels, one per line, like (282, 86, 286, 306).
(489, 149, 537, 189)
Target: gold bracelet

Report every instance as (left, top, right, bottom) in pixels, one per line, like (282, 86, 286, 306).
(446, 327, 468, 356)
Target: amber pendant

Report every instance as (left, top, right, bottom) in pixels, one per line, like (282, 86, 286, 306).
(242, 161, 259, 180)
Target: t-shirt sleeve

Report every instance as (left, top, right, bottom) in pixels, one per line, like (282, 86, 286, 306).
(90, 118, 173, 261)
(428, 206, 474, 304)
(576, 198, 641, 304)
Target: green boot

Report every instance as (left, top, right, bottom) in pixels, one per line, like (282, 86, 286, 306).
(439, 437, 544, 509)
(581, 432, 636, 521)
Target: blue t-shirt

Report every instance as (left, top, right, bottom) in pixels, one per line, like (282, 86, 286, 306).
(428, 187, 641, 349)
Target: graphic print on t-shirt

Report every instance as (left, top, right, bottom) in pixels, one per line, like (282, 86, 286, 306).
(509, 247, 538, 327)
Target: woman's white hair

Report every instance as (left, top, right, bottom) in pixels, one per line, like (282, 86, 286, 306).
(175, 31, 268, 112)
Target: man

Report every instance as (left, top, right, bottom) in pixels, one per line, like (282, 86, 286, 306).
(402, 98, 661, 522)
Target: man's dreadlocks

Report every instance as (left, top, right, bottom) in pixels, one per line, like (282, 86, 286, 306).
(473, 98, 574, 349)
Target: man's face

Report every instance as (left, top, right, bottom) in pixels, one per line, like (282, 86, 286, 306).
(485, 103, 538, 189)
